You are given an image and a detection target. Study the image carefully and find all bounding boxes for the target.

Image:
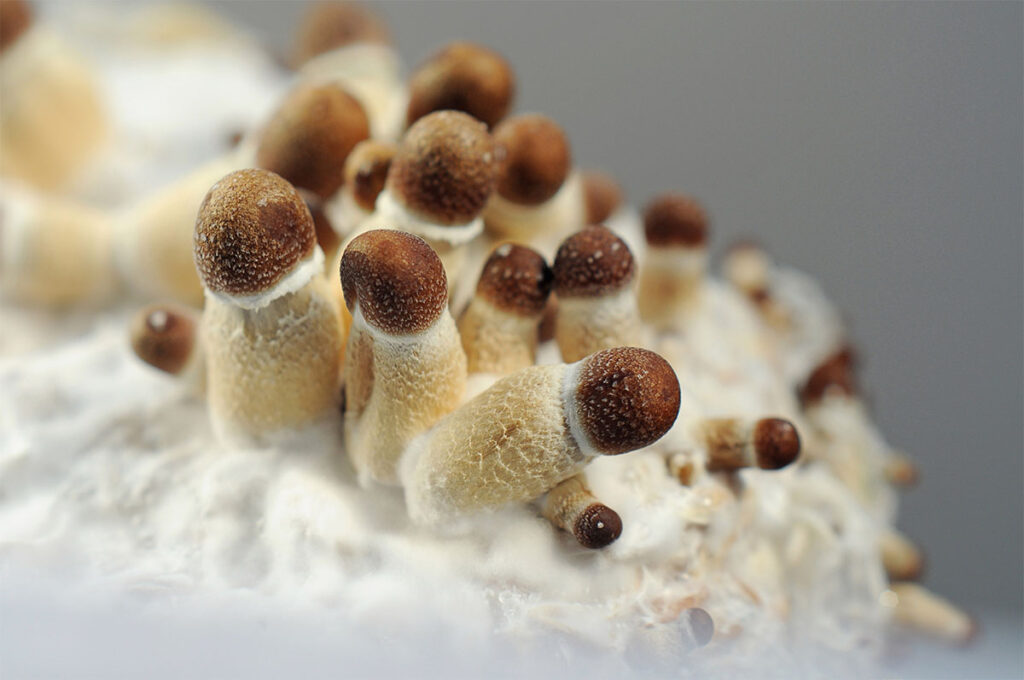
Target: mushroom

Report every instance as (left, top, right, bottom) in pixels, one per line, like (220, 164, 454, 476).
(129, 303, 204, 393)
(322, 138, 396, 255)
(581, 170, 624, 226)
(636, 193, 710, 329)
(697, 417, 801, 473)
(458, 243, 552, 376)
(880, 528, 925, 581)
(722, 240, 791, 329)
(340, 229, 467, 485)
(541, 474, 623, 549)
(194, 168, 342, 445)
(883, 583, 976, 645)
(401, 346, 680, 526)
(552, 225, 644, 362)
(290, 1, 390, 68)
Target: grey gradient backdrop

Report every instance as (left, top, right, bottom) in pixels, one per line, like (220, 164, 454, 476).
(210, 1, 1024, 614)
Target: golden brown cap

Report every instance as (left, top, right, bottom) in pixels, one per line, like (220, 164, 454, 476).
(643, 194, 709, 247)
(582, 171, 622, 225)
(0, 0, 31, 53)
(340, 229, 448, 334)
(753, 418, 801, 470)
(799, 346, 858, 405)
(256, 83, 370, 200)
(387, 110, 497, 225)
(575, 347, 681, 455)
(405, 41, 515, 129)
(493, 114, 571, 205)
(290, 1, 389, 67)
(475, 243, 552, 317)
(343, 139, 396, 212)
(130, 304, 197, 375)
(553, 225, 635, 298)
(194, 169, 316, 297)
(574, 504, 623, 549)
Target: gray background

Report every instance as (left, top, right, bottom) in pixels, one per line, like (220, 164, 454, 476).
(212, 0, 1023, 616)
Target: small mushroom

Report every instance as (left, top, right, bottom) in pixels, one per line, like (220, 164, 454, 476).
(542, 474, 622, 549)
(699, 417, 802, 473)
(883, 583, 976, 645)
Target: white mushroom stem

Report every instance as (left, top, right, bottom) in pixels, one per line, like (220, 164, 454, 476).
(541, 474, 623, 549)
(880, 529, 924, 581)
(637, 245, 708, 328)
(484, 170, 585, 253)
(883, 583, 976, 645)
(556, 287, 643, 363)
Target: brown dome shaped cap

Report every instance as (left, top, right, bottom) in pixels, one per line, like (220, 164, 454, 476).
(476, 243, 552, 317)
(799, 346, 858, 405)
(387, 110, 497, 225)
(553, 225, 635, 298)
(340, 229, 448, 335)
(582, 171, 623, 225)
(194, 169, 316, 297)
(575, 347, 681, 455)
(643, 193, 709, 247)
(493, 114, 571, 205)
(405, 41, 515, 129)
(753, 418, 801, 470)
(290, 1, 390, 67)
(130, 304, 197, 375)
(256, 83, 370, 200)
(0, 0, 31, 52)
(343, 139, 396, 212)
(574, 503, 622, 549)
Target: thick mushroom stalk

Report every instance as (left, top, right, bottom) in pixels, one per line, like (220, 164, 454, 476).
(553, 225, 644, 362)
(340, 229, 467, 485)
(883, 583, 976, 645)
(401, 346, 680, 526)
(697, 417, 802, 473)
(458, 243, 552, 375)
(542, 474, 622, 549)
(637, 194, 710, 328)
(194, 168, 342, 445)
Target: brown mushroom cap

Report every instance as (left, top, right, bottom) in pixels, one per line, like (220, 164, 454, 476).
(582, 171, 623, 225)
(553, 225, 635, 298)
(256, 83, 370, 200)
(340, 229, 448, 335)
(799, 346, 858, 405)
(753, 418, 801, 470)
(575, 347, 681, 455)
(130, 304, 197, 375)
(574, 503, 623, 549)
(0, 0, 32, 53)
(475, 243, 552, 317)
(493, 114, 571, 205)
(405, 41, 515, 128)
(387, 110, 497, 225)
(643, 194, 709, 247)
(301, 192, 340, 258)
(194, 169, 316, 297)
(290, 1, 390, 68)
(343, 139, 396, 212)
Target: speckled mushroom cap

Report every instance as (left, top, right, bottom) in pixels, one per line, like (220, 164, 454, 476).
(643, 194, 709, 247)
(753, 418, 801, 470)
(0, 0, 31, 53)
(340, 229, 448, 335)
(405, 41, 515, 128)
(194, 169, 316, 297)
(130, 304, 197, 375)
(582, 171, 623, 225)
(256, 82, 370, 200)
(573, 347, 681, 456)
(492, 114, 571, 206)
(553, 225, 635, 298)
(574, 504, 623, 549)
(290, 1, 390, 67)
(475, 243, 552, 317)
(344, 139, 396, 212)
(387, 110, 497, 225)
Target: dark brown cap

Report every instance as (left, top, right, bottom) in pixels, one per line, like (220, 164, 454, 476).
(340, 229, 448, 334)
(573, 503, 623, 549)
(405, 41, 515, 129)
(256, 82, 370, 200)
(344, 139, 396, 212)
(194, 169, 316, 297)
(553, 225, 635, 298)
(753, 418, 801, 470)
(575, 347, 681, 455)
(475, 243, 552, 317)
(493, 114, 571, 205)
(643, 194, 709, 247)
(290, 1, 390, 67)
(130, 304, 197, 375)
(301, 192, 339, 258)
(0, 0, 32, 53)
(582, 171, 622, 225)
(799, 346, 858, 405)
(684, 608, 715, 648)
(387, 110, 497, 225)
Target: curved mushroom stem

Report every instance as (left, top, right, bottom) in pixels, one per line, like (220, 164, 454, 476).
(542, 474, 622, 549)
(698, 417, 801, 472)
(880, 529, 924, 581)
(884, 583, 976, 645)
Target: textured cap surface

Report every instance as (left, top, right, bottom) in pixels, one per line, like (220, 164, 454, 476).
(256, 83, 370, 200)
(340, 229, 448, 334)
(387, 110, 497, 225)
(476, 243, 552, 316)
(582, 171, 622, 225)
(194, 169, 316, 296)
(643, 194, 709, 247)
(574, 504, 623, 549)
(553, 225, 635, 298)
(493, 114, 571, 205)
(753, 418, 801, 470)
(291, 1, 389, 67)
(575, 347, 681, 455)
(405, 41, 515, 128)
